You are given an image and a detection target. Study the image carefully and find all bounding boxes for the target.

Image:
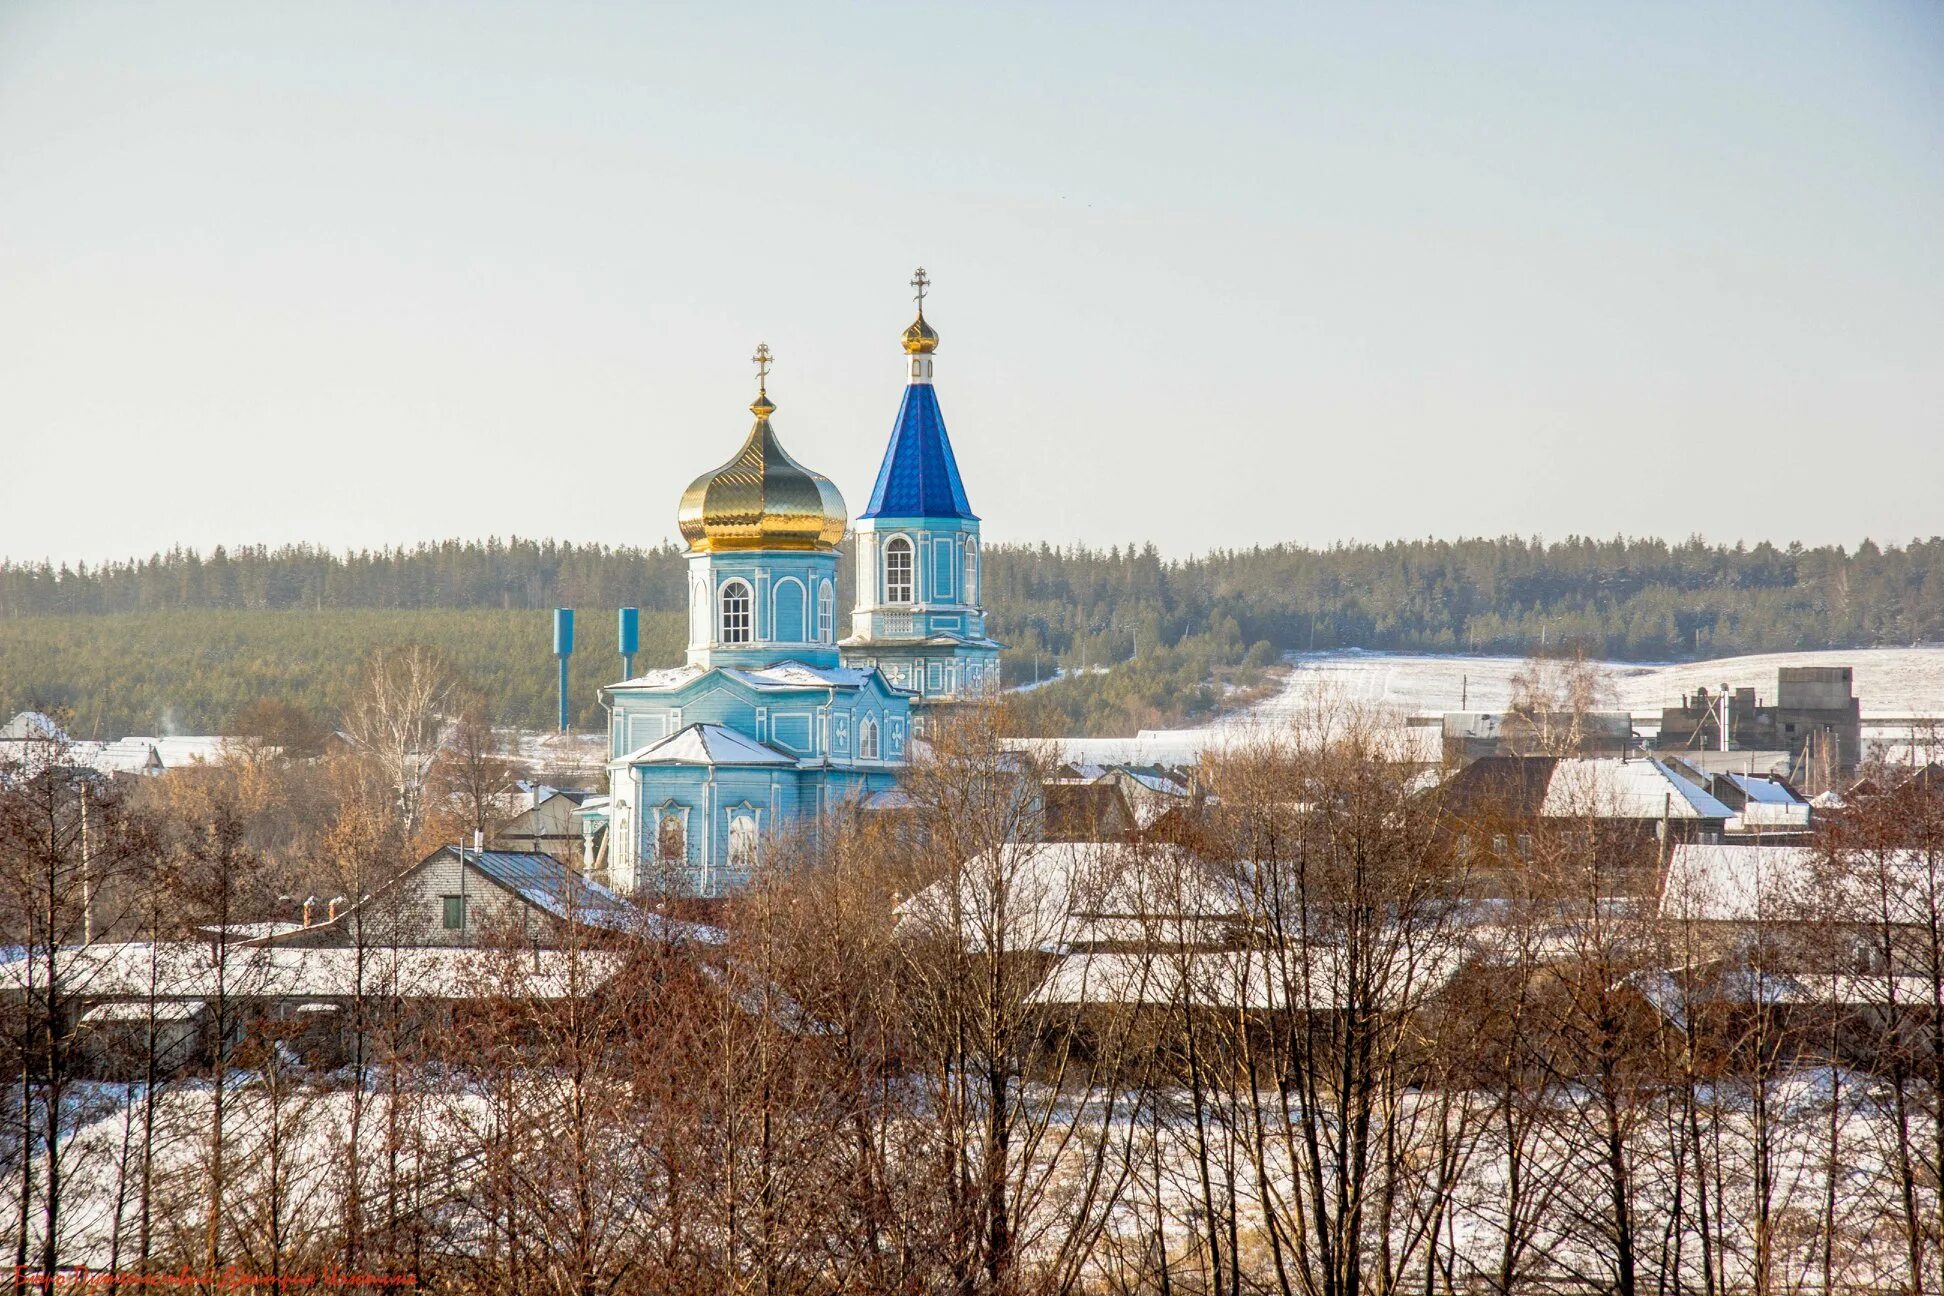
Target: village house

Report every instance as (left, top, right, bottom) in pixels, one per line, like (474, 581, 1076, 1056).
(0, 941, 625, 1079)
(260, 846, 642, 949)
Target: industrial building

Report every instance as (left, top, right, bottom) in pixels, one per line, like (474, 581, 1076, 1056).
(1654, 666, 1861, 783)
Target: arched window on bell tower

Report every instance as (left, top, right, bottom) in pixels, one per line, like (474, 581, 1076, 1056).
(884, 538, 913, 604)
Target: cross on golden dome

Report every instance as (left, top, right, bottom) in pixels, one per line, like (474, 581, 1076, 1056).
(679, 338, 846, 554)
(750, 342, 776, 417)
(902, 268, 939, 355)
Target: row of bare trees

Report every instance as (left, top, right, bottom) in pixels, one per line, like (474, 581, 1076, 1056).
(5, 693, 1944, 1293)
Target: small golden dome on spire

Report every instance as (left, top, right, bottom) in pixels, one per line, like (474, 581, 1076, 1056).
(902, 315, 939, 355)
(902, 266, 939, 354)
(676, 344, 848, 554)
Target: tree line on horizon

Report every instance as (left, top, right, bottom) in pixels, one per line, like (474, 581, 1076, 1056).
(2, 534, 1940, 737)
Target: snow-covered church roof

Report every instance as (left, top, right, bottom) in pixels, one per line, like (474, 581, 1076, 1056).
(610, 660, 882, 695)
(613, 723, 798, 768)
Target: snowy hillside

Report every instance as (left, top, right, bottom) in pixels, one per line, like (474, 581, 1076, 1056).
(1018, 647, 1944, 766)
(1255, 646, 1944, 721)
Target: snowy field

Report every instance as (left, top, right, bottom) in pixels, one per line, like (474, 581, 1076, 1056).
(1256, 646, 1944, 720)
(1024, 647, 1944, 767)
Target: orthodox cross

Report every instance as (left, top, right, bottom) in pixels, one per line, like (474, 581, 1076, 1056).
(752, 342, 773, 394)
(910, 266, 929, 314)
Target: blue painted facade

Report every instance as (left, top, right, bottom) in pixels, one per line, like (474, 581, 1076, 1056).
(841, 315, 1003, 712)
(601, 380, 910, 898)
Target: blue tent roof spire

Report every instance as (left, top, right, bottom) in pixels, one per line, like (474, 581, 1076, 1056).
(861, 270, 977, 522)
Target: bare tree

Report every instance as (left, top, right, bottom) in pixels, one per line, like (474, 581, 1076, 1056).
(341, 645, 459, 846)
(0, 730, 146, 1284)
(1507, 644, 1617, 757)
(436, 692, 515, 847)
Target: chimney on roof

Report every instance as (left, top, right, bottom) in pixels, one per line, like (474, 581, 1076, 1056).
(474, 828, 485, 852)
(301, 895, 318, 927)
(327, 895, 347, 923)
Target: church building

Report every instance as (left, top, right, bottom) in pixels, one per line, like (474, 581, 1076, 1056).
(598, 273, 998, 897)
(840, 268, 1003, 714)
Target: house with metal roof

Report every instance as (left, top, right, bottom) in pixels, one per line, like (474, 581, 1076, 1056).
(492, 784, 597, 864)
(265, 846, 658, 949)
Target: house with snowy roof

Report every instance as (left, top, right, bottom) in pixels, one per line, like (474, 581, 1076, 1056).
(492, 784, 598, 864)
(262, 846, 674, 949)
(0, 940, 627, 1078)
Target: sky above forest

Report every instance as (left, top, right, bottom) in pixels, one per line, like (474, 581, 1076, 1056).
(1, 2, 1940, 564)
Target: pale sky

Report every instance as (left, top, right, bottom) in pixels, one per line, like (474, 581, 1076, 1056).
(2, 2, 1939, 565)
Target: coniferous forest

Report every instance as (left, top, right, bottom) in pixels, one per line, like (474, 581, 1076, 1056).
(2, 534, 1940, 737)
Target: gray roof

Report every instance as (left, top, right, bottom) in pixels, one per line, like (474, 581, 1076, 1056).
(452, 848, 636, 930)
(1725, 772, 1805, 806)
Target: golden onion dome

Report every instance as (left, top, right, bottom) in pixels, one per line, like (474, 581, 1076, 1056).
(676, 351, 847, 554)
(902, 311, 939, 355)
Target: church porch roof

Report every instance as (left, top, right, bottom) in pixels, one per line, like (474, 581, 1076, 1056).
(609, 659, 884, 696)
(612, 723, 799, 769)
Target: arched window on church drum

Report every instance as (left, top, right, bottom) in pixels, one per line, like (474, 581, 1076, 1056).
(859, 717, 881, 760)
(658, 813, 685, 864)
(691, 578, 711, 645)
(965, 538, 979, 604)
(729, 814, 758, 871)
(818, 581, 834, 642)
(720, 579, 752, 644)
(773, 577, 805, 642)
(884, 538, 913, 604)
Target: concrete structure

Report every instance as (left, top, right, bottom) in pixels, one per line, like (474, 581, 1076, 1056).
(1656, 666, 1862, 777)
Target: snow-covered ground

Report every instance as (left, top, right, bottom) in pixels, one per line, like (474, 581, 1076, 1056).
(1017, 647, 1944, 767)
(1256, 646, 1944, 721)
(14, 1073, 1931, 1292)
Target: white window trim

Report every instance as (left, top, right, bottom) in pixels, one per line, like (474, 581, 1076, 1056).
(654, 801, 691, 866)
(883, 535, 915, 605)
(719, 578, 753, 645)
(727, 806, 761, 871)
(771, 575, 808, 643)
